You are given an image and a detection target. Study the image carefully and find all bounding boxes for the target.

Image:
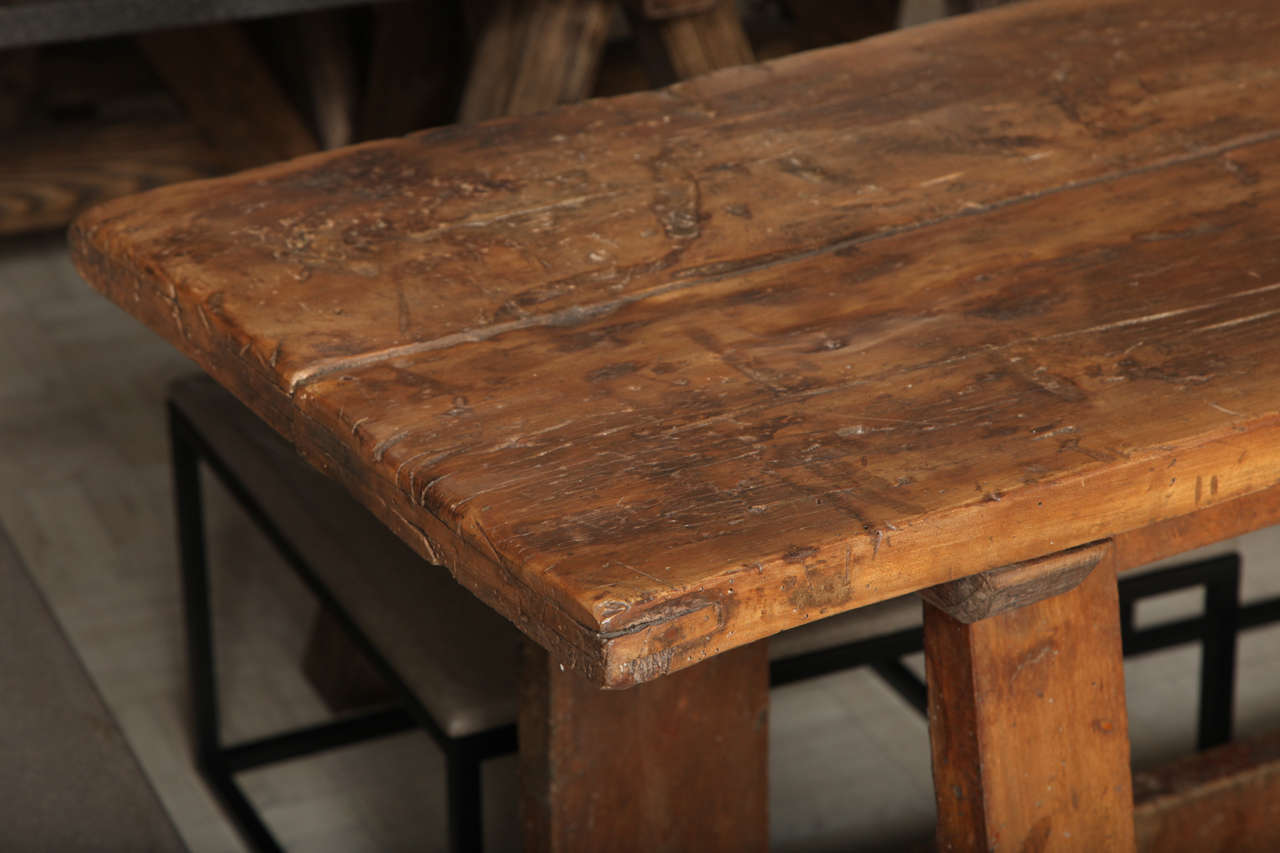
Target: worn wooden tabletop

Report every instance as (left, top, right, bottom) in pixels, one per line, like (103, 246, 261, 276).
(72, 0, 1280, 687)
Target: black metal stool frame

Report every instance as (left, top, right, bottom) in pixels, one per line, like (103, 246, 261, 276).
(170, 403, 514, 853)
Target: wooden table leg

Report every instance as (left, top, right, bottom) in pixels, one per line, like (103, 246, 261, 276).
(924, 555, 1135, 852)
(520, 640, 769, 852)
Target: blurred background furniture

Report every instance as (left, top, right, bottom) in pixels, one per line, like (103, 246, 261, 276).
(0, 0, 985, 237)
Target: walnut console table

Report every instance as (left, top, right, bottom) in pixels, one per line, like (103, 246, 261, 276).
(71, 0, 1280, 848)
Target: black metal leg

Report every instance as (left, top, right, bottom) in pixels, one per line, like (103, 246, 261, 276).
(170, 406, 284, 853)
(172, 401, 505, 851)
(1198, 556, 1240, 750)
(202, 765, 282, 853)
(1115, 554, 1241, 751)
(172, 407, 219, 767)
(769, 627, 926, 687)
(445, 745, 484, 853)
(870, 659, 928, 715)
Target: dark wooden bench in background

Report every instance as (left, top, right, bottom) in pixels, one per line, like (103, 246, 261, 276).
(2, 0, 991, 238)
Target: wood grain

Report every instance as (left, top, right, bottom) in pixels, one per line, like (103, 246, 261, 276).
(634, 0, 753, 82)
(0, 120, 218, 235)
(925, 553, 1134, 851)
(71, 0, 1280, 685)
(459, 0, 612, 123)
(520, 640, 768, 851)
(1133, 728, 1280, 853)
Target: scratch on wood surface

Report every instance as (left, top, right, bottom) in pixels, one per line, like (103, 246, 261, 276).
(1010, 640, 1058, 685)
(370, 428, 411, 461)
(1196, 307, 1280, 333)
(604, 561, 677, 590)
(471, 519, 502, 559)
(417, 473, 450, 505)
(1048, 281, 1280, 340)
(389, 507, 442, 564)
(495, 419, 575, 448)
(404, 192, 616, 240)
(195, 304, 212, 333)
(394, 448, 459, 492)
(395, 280, 411, 335)
(919, 171, 965, 187)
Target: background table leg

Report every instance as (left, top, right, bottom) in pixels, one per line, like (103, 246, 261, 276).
(925, 557, 1136, 851)
(520, 640, 769, 853)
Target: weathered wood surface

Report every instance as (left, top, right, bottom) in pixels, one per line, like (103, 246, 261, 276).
(71, 0, 1280, 686)
(926, 553, 1134, 851)
(520, 640, 768, 851)
(1113, 481, 1280, 572)
(1133, 728, 1280, 853)
(295, 8, 358, 150)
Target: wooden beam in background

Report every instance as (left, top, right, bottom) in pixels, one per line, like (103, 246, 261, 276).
(138, 23, 317, 171)
(296, 9, 358, 149)
(630, 0, 753, 84)
(0, 47, 38, 129)
(358, 0, 466, 139)
(0, 120, 218, 235)
(459, 0, 612, 123)
(785, 0, 901, 47)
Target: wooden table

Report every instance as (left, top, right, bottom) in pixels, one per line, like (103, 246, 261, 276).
(71, 0, 1280, 848)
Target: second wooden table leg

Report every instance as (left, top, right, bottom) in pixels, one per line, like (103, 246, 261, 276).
(925, 557, 1135, 851)
(520, 641, 769, 852)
